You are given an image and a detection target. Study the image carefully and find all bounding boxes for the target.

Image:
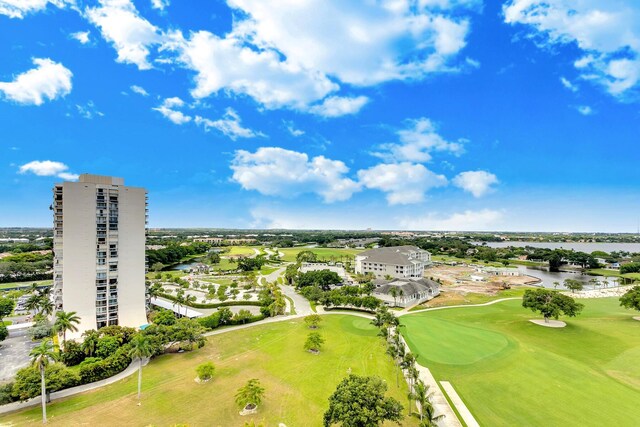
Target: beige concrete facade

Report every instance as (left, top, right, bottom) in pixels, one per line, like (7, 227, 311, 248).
(53, 174, 147, 338)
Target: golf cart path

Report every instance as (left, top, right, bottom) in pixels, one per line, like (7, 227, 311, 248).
(398, 297, 522, 317)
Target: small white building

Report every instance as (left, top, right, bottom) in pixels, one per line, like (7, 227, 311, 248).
(372, 278, 440, 308)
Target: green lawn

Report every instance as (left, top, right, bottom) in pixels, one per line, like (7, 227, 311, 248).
(279, 247, 363, 262)
(586, 268, 640, 282)
(0, 280, 52, 290)
(401, 298, 640, 426)
(226, 246, 260, 256)
(1, 315, 417, 427)
(409, 288, 529, 311)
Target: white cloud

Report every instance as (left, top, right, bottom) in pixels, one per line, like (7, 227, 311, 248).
(357, 162, 447, 205)
(372, 118, 465, 163)
(130, 85, 149, 96)
(18, 160, 78, 180)
(560, 76, 578, 92)
(86, 0, 160, 70)
(399, 209, 503, 231)
(153, 96, 191, 124)
(0, 0, 72, 19)
(308, 95, 369, 117)
(76, 101, 104, 119)
(195, 108, 264, 140)
(453, 170, 498, 197)
(284, 121, 305, 137)
(57, 172, 80, 181)
(150, 0, 169, 10)
(231, 147, 360, 203)
(226, 0, 475, 86)
(164, 29, 338, 110)
(0, 58, 72, 106)
(576, 105, 594, 115)
(504, 0, 640, 98)
(70, 30, 91, 44)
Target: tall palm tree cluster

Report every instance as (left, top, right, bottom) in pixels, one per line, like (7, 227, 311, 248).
(25, 285, 54, 319)
(371, 307, 443, 426)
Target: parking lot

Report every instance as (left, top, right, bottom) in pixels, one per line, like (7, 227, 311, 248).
(0, 326, 39, 382)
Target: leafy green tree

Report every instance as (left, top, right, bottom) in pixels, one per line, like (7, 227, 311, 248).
(0, 296, 15, 321)
(30, 340, 56, 424)
(304, 332, 325, 353)
(0, 323, 7, 343)
(235, 378, 265, 410)
(619, 285, 640, 315)
(296, 250, 318, 263)
(234, 309, 253, 324)
(52, 311, 80, 348)
(128, 334, 153, 399)
(522, 289, 584, 323)
(96, 336, 120, 359)
(153, 309, 176, 326)
(304, 314, 322, 329)
(151, 262, 164, 272)
(196, 362, 215, 381)
(563, 279, 584, 293)
(323, 374, 403, 427)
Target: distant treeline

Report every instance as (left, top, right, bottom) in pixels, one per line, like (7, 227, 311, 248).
(146, 242, 213, 266)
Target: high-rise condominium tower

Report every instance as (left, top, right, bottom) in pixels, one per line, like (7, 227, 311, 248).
(52, 174, 148, 337)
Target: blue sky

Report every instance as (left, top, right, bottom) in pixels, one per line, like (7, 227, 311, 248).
(1, 0, 639, 231)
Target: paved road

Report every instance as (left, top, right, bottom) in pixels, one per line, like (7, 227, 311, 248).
(0, 328, 40, 382)
(259, 266, 313, 316)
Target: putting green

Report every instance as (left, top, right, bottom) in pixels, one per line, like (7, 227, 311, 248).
(401, 298, 640, 426)
(401, 317, 512, 365)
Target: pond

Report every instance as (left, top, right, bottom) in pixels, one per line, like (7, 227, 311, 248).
(517, 265, 614, 290)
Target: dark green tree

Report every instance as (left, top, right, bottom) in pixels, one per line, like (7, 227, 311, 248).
(323, 374, 403, 427)
(619, 285, 640, 316)
(522, 289, 584, 323)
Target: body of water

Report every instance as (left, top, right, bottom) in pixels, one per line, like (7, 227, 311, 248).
(517, 266, 615, 290)
(474, 241, 640, 254)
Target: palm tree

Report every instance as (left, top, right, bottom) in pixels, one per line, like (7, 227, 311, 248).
(553, 281, 560, 290)
(235, 378, 265, 411)
(389, 287, 400, 307)
(26, 293, 42, 315)
(413, 381, 444, 425)
(173, 289, 186, 317)
(30, 340, 56, 424)
(39, 299, 54, 317)
(52, 311, 80, 348)
(128, 334, 153, 400)
(81, 330, 100, 357)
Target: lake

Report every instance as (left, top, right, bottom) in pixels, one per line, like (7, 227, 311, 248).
(473, 241, 640, 254)
(517, 266, 614, 290)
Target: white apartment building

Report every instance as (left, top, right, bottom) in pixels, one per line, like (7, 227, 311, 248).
(52, 174, 148, 338)
(355, 245, 431, 279)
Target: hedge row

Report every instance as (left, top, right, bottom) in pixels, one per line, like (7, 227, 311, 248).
(156, 292, 262, 309)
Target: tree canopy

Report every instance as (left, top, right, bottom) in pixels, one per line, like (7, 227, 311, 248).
(522, 289, 584, 322)
(323, 374, 403, 427)
(619, 285, 640, 312)
(296, 270, 341, 291)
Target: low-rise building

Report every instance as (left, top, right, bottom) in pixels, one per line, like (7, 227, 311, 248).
(372, 278, 440, 308)
(355, 245, 431, 279)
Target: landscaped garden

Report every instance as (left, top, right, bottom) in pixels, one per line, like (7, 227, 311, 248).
(0, 315, 418, 426)
(279, 247, 363, 263)
(400, 297, 640, 426)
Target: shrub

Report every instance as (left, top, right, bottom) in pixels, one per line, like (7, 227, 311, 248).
(196, 362, 215, 381)
(13, 363, 80, 400)
(96, 335, 120, 359)
(29, 320, 52, 340)
(0, 382, 16, 405)
(153, 309, 177, 326)
(78, 345, 132, 384)
(59, 339, 86, 366)
(79, 357, 102, 367)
